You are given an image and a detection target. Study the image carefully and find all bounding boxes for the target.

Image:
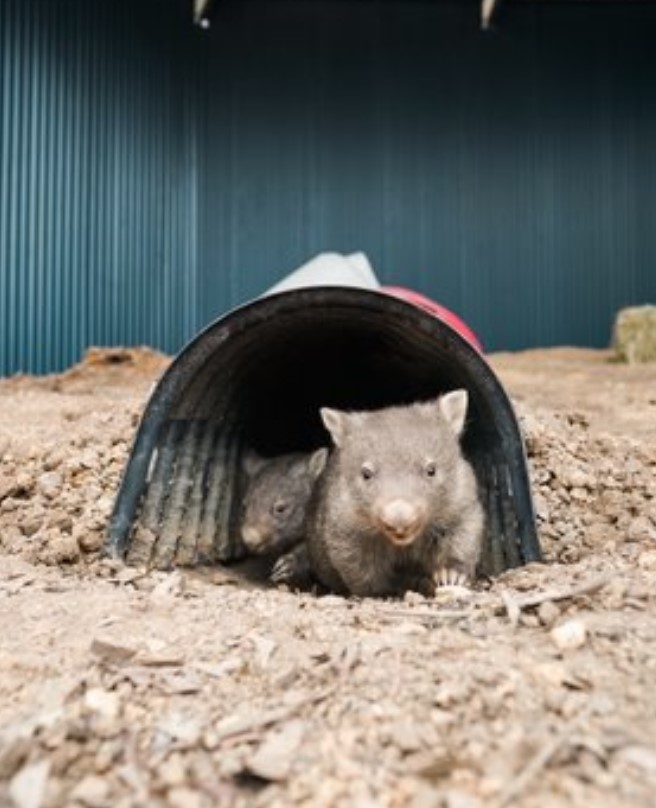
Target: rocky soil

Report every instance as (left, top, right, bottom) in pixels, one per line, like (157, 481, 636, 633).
(0, 346, 655, 808)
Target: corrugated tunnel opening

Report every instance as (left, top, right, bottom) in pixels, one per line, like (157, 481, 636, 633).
(106, 288, 540, 578)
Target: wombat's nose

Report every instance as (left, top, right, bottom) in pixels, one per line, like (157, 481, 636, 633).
(241, 525, 264, 548)
(376, 499, 424, 543)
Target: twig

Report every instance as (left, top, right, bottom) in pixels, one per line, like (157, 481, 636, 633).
(500, 590, 521, 629)
(497, 702, 593, 807)
(213, 686, 336, 744)
(496, 574, 611, 615)
(376, 607, 473, 624)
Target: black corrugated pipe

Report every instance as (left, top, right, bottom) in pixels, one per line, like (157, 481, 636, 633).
(105, 287, 541, 576)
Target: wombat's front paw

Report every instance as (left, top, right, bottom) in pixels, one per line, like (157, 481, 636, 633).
(434, 566, 470, 588)
(270, 545, 311, 588)
(270, 553, 298, 584)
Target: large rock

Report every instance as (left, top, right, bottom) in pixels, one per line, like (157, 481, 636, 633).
(613, 305, 656, 363)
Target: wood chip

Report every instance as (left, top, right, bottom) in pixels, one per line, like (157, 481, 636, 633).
(501, 591, 521, 629)
(90, 638, 138, 665)
(9, 759, 50, 808)
(616, 745, 656, 775)
(246, 720, 306, 781)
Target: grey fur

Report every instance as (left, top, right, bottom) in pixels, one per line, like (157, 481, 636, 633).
(240, 448, 328, 556)
(305, 391, 484, 597)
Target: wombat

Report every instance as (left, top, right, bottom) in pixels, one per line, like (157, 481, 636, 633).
(240, 448, 328, 557)
(303, 391, 484, 597)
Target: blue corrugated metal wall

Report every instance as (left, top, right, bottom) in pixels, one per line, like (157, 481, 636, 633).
(2, 0, 656, 375)
(199, 0, 656, 351)
(0, 0, 200, 374)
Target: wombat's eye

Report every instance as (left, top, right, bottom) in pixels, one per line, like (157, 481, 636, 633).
(425, 461, 437, 477)
(361, 463, 375, 481)
(273, 500, 290, 516)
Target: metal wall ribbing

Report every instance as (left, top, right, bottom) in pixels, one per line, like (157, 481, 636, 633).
(198, 0, 656, 352)
(2, 1, 656, 375)
(0, 0, 200, 375)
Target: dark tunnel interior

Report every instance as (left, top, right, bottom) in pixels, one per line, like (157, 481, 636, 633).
(175, 303, 496, 460)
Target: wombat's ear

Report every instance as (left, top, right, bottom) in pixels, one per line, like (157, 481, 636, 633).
(242, 448, 266, 476)
(439, 389, 469, 436)
(308, 447, 329, 479)
(320, 408, 346, 447)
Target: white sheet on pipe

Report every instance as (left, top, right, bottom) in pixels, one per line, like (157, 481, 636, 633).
(264, 252, 380, 296)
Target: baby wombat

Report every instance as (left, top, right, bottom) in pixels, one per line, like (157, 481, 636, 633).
(304, 391, 484, 597)
(240, 449, 328, 556)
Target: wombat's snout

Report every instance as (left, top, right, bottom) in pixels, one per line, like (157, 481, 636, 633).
(374, 498, 426, 545)
(241, 524, 267, 549)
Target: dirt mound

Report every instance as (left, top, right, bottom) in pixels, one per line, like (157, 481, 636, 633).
(2, 392, 654, 575)
(1, 346, 170, 395)
(0, 408, 135, 565)
(519, 405, 656, 565)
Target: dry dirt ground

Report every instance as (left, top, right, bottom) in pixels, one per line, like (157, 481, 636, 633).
(0, 346, 655, 808)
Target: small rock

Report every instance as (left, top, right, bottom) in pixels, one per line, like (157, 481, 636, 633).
(532, 661, 570, 689)
(246, 720, 306, 781)
(444, 789, 484, 808)
(84, 688, 121, 721)
(550, 619, 587, 651)
(37, 472, 63, 500)
(9, 759, 50, 808)
(111, 567, 145, 584)
(37, 530, 80, 565)
(47, 511, 73, 532)
(15, 473, 34, 495)
(404, 590, 426, 605)
(70, 775, 110, 807)
(93, 741, 121, 774)
(76, 528, 104, 554)
(406, 747, 458, 779)
(250, 634, 278, 670)
(616, 745, 656, 775)
(391, 621, 428, 636)
(637, 550, 656, 570)
(627, 516, 656, 542)
(90, 638, 138, 665)
(0, 474, 18, 502)
(159, 753, 187, 788)
(408, 784, 445, 808)
(391, 721, 425, 753)
(601, 577, 627, 609)
(78, 449, 99, 469)
(562, 469, 591, 490)
(0, 735, 31, 779)
(532, 491, 550, 522)
(434, 683, 469, 708)
(157, 711, 203, 746)
(159, 671, 201, 695)
(19, 514, 44, 537)
(150, 571, 185, 605)
(167, 787, 203, 808)
(42, 450, 64, 471)
(537, 600, 561, 626)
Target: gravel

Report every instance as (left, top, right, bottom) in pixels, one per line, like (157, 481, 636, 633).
(0, 346, 655, 808)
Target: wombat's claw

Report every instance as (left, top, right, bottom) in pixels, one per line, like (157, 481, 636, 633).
(435, 567, 469, 588)
(270, 554, 297, 585)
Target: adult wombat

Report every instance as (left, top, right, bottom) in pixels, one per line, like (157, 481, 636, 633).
(303, 391, 484, 597)
(240, 449, 328, 557)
